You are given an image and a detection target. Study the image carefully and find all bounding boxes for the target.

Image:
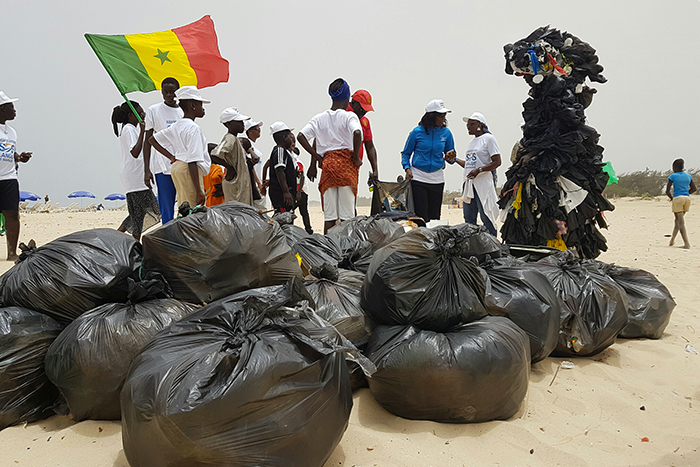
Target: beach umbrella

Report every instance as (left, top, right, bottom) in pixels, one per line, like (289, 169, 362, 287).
(68, 191, 96, 199)
(104, 193, 126, 210)
(19, 191, 40, 201)
(68, 190, 96, 208)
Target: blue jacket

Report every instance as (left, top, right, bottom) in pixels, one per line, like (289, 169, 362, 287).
(401, 126, 455, 173)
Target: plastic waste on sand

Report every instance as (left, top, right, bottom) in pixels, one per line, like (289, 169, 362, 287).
(0, 229, 141, 324)
(366, 316, 530, 423)
(361, 225, 489, 332)
(44, 278, 197, 421)
(141, 202, 302, 304)
(499, 26, 614, 259)
(484, 256, 562, 362)
(292, 234, 372, 278)
(121, 279, 367, 467)
(596, 263, 676, 339)
(304, 269, 374, 347)
(328, 215, 405, 253)
(0, 307, 64, 430)
(537, 251, 629, 357)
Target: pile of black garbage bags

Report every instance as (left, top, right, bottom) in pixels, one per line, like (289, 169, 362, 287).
(500, 26, 615, 259)
(0, 201, 677, 466)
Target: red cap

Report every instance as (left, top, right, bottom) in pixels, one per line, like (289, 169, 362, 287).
(351, 90, 374, 112)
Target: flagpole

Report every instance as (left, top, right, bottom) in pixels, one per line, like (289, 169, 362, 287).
(121, 93, 143, 123)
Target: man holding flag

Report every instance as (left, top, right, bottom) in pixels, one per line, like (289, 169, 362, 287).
(85, 16, 228, 215)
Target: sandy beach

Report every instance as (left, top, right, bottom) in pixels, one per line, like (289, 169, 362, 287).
(0, 197, 698, 467)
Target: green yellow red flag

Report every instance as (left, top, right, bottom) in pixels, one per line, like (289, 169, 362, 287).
(85, 16, 229, 94)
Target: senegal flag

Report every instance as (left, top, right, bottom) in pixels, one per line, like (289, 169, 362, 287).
(85, 16, 229, 94)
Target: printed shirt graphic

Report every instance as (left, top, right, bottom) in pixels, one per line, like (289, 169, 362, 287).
(463, 133, 500, 177)
(0, 124, 18, 181)
(464, 147, 478, 170)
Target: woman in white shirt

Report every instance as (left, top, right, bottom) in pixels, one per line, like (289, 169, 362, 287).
(451, 112, 501, 237)
(111, 101, 161, 240)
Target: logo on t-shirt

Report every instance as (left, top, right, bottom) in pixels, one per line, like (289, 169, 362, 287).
(464, 150, 478, 169)
(0, 140, 15, 163)
(165, 120, 177, 127)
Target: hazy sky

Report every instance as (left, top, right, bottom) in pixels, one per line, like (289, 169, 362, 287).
(4, 0, 699, 204)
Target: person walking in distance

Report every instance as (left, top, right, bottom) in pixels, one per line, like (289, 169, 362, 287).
(666, 158, 697, 249)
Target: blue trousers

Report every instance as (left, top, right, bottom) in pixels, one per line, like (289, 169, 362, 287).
(463, 189, 497, 237)
(155, 173, 176, 224)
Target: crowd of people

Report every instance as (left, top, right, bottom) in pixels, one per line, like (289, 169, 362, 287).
(0, 79, 696, 259)
(109, 76, 507, 238)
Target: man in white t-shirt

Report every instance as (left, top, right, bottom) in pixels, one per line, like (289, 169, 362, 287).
(298, 78, 362, 233)
(143, 77, 183, 224)
(149, 86, 211, 210)
(0, 91, 32, 261)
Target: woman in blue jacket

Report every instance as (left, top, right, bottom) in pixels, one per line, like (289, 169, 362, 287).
(401, 99, 456, 221)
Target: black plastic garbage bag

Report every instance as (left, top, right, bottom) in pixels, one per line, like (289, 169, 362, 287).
(348, 359, 369, 391)
(281, 223, 310, 247)
(361, 227, 487, 331)
(291, 234, 371, 278)
(366, 317, 530, 423)
(0, 229, 141, 324)
(538, 252, 628, 356)
(335, 236, 373, 270)
(142, 202, 302, 303)
(292, 234, 343, 278)
(484, 257, 561, 362)
(121, 280, 358, 467)
(370, 179, 414, 215)
(328, 215, 405, 252)
(45, 279, 197, 421)
(304, 269, 373, 346)
(450, 223, 502, 263)
(0, 307, 63, 430)
(593, 263, 675, 339)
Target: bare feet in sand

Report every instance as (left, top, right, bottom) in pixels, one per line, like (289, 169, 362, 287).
(6, 253, 18, 262)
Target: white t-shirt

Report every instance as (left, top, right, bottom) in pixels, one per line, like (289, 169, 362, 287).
(119, 124, 149, 194)
(463, 133, 500, 177)
(250, 140, 264, 181)
(0, 123, 18, 181)
(145, 102, 183, 175)
(154, 119, 211, 174)
(299, 109, 361, 156)
(411, 166, 445, 184)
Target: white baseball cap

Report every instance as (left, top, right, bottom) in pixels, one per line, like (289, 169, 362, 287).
(175, 86, 211, 104)
(425, 99, 451, 114)
(244, 119, 262, 132)
(463, 112, 487, 125)
(219, 107, 250, 124)
(270, 121, 293, 135)
(0, 91, 19, 105)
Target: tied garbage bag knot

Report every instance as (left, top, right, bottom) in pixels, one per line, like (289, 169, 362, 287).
(120, 278, 366, 467)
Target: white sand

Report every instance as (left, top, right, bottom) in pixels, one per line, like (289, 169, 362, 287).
(0, 198, 698, 467)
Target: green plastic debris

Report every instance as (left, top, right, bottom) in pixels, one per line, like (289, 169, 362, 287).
(602, 161, 618, 185)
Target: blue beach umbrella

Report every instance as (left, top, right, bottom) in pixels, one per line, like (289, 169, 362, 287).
(104, 193, 126, 201)
(68, 190, 96, 208)
(19, 191, 40, 201)
(68, 190, 96, 199)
